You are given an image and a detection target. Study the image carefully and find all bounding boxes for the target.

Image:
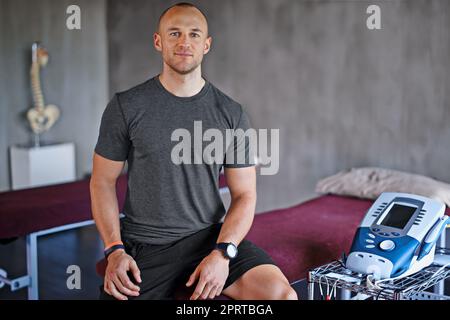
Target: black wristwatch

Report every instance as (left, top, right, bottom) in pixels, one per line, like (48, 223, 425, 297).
(215, 242, 238, 260)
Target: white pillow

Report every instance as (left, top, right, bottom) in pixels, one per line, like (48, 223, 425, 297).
(315, 167, 450, 207)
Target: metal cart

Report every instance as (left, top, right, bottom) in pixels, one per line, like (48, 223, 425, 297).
(307, 247, 450, 300)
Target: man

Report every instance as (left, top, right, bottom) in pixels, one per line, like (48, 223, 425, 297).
(90, 2, 297, 300)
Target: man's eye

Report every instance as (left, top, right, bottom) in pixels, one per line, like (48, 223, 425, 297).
(170, 32, 180, 36)
(190, 33, 200, 38)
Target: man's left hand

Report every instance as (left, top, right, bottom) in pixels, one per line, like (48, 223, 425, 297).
(186, 250, 230, 300)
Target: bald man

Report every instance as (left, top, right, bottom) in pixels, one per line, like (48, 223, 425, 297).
(91, 2, 297, 300)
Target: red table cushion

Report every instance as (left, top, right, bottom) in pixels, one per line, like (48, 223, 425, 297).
(0, 175, 127, 239)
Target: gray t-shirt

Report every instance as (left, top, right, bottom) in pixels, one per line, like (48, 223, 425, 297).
(95, 76, 254, 245)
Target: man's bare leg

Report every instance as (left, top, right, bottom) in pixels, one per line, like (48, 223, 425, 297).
(222, 264, 298, 300)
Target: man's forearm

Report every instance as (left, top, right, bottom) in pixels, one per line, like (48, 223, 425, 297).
(90, 179, 122, 247)
(216, 193, 256, 246)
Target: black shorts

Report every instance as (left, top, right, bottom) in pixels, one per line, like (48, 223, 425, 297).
(99, 223, 276, 300)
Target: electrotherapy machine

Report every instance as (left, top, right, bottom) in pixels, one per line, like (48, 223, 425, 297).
(345, 192, 449, 280)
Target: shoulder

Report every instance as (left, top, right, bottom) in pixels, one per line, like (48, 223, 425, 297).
(115, 78, 156, 104)
(108, 77, 159, 120)
(208, 82, 244, 117)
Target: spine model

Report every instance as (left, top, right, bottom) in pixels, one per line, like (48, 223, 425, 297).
(27, 42, 60, 136)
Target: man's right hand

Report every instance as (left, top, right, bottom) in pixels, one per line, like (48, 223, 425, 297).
(104, 249, 142, 300)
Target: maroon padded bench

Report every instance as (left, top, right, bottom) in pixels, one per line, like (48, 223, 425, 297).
(4, 172, 445, 299)
(0, 173, 227, 299)
(0, 175, 127, 299)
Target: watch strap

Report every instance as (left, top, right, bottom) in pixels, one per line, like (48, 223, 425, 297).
(104, 244, 125, 258)
(215, 242, 229, 252)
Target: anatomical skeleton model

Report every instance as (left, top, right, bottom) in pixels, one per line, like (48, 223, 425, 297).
(27, 42, 60, 146)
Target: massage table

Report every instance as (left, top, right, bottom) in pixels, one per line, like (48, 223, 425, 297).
(1, 174, 448, 299)
(0, 174, 228, 300)
(0, 175, 127, 299)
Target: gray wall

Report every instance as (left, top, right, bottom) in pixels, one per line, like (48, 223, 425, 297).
(0, 0, 108, 191)
(1, 1, 449, 215)
(107, 0, 450, 213)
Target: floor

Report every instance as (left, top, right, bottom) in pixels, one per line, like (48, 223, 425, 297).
(0, 224, 104, 300)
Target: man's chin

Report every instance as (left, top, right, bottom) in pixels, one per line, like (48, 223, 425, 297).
(166, 63, 200, 75)
(169, 63, 200, 75)
(174, 68, 195, 75)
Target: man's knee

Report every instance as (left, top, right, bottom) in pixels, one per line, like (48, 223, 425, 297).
(270, 283, 298, 300)
(283, 287, 298, 300)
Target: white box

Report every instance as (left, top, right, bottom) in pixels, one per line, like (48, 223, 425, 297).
(9, 142, 76, 190)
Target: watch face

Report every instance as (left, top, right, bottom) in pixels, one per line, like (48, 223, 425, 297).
(226, 244, 238, 258)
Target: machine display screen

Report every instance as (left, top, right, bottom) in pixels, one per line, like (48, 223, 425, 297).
(379, 204, 416, 229)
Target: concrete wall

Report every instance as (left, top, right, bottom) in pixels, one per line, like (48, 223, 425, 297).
(107, 0, 450, 213)
(1, 1, 449, 215)
(0, 0, 108, 191)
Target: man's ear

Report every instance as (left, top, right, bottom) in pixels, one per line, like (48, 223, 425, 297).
(153, 32, 162, 52)
(203, 36, 212, 55)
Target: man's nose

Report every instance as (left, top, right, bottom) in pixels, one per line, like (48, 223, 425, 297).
(178, 34, 191, 47)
